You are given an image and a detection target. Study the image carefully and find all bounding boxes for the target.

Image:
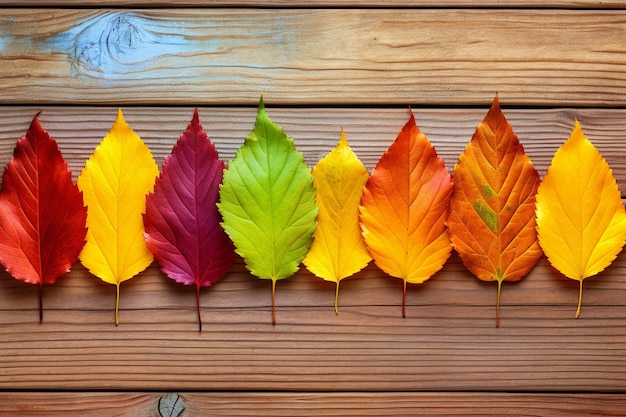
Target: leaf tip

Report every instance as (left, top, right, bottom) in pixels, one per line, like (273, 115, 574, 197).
(30, 111, 43, 129)
(573, 118, 583, 136)
(487, 93, 502, 117)
(407, 106, 415, 124)
(25, 111, 50, 144)
(112, 108, 132, 133)
(338, 128, 348, 147)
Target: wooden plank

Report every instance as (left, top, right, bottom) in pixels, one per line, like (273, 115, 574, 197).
(0, 9, 625, 106)
(2, 250, 626, 392)
(2, 392, 626, 416)
(1, 106, 625, 191)
(0, 109, 619, 392)
(2, 0, 626, 7)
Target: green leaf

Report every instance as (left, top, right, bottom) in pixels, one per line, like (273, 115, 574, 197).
(218, 96, 318, 324)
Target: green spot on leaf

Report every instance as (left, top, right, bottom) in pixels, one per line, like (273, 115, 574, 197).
(472, 201, 498, 232)
(482, 184, 495, 198)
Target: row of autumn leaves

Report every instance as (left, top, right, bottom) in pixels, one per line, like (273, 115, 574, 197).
(1, 95, 625, 330)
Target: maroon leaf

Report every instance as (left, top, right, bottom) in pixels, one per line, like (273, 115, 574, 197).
(0, 114, 87, 323)
(144, 109, 235, 331)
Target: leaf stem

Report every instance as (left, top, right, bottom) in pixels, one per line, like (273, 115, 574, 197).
(496, 279, 502, 328)
(115, 283, 120, 326)
(576, 279, 583, 318)
(197, 284, 202, 332)
(39, 282, 44, 324)
(402, 279, 407, 318)
(271, 279, 276, 325)
(334, 281, 340, 315)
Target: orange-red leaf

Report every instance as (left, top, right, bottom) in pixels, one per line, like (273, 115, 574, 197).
(359, 109, 453, 317)
(0, 115, 87, 323)
(448, 95, 542, 326)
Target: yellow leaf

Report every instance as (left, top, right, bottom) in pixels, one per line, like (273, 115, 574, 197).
(77, 109, 159, 325)
(536, 120, 626, 318)
(303, 130, 371, 313)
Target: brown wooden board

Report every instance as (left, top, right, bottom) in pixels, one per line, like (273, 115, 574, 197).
(1, 2, 626, 415)
(3, 1, 626, 7)
(0, 9, 624, 106)
(2, 392, 626, 416)
(1, 252, 626, 392)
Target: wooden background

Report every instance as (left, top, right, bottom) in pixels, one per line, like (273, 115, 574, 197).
(1, 1, 626, 416)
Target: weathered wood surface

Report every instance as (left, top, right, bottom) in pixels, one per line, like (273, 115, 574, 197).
(2, 0, 626, 415)
(3, 392, 626, 417)
(3, 1, 626, 7)
(2, 252, 626, 392)
(1, 106, 626, 191)
(0, 9, 625, 106)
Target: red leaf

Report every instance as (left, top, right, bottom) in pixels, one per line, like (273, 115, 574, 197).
(144, 109, 235, 331)
(0, 114, 87, 323)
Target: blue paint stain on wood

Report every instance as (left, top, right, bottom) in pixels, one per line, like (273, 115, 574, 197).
(47, 11, 217, 81)
(0, 11, 216, 82)
(0, 11, 295, 89)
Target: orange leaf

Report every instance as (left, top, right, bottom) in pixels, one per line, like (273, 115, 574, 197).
(448, 94, 542, 327)
(359, 109, 453, 317)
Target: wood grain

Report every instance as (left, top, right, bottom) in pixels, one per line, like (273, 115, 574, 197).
(3, 1, 626, 7)
(2, 2, 626, 413)
(0, 9, 625, 106)
(1, 250, 626, 392)
(1, 106, 625, 190)
(2, 392, 626, 416)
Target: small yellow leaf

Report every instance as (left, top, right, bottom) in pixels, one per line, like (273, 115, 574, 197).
(536, 120, 626, 318)
(78, 109, 159, 325)
(303, 130, 371, 313)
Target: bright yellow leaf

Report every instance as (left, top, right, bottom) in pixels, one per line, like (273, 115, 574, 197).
(303, 130, 371, 313)
(77, 108, 159, 325)
(536, 120, 626, 318)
